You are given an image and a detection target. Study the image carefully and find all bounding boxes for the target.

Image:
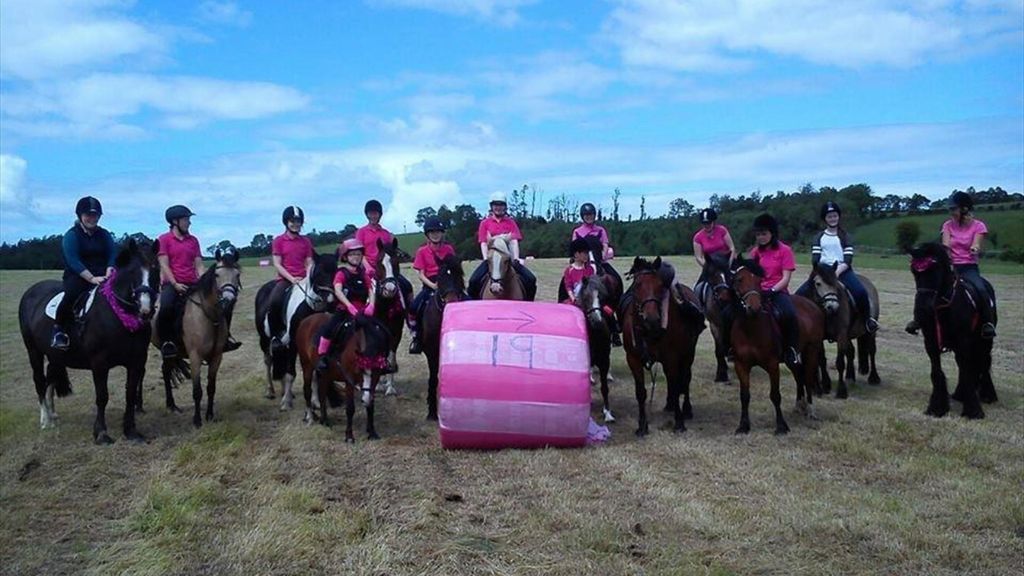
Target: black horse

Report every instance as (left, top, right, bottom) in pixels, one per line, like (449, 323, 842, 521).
(18, 239, 157, 444)
(255, 252, 337, 410)
(909, 242, 997, 419)
(423, 254, 467, 421)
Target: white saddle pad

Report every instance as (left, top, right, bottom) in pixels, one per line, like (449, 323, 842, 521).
(44, 288, 98, 320)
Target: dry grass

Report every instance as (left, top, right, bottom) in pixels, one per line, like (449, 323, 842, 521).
(1, 257, 1021, 576)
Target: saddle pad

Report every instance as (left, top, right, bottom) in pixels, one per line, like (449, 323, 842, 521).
(44, 288, 98, 320)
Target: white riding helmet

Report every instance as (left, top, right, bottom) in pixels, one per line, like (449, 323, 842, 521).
(489, 191, 507, 205)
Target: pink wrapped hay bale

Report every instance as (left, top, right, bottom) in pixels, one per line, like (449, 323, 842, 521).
(438, 301, 591, 449)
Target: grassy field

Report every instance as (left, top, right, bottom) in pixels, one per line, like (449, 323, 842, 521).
(852, 209, 1024, 252)
(1, 258, 1021, 576)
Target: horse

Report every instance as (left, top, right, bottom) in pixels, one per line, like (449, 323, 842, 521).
(805, 262, 881, 398)
(695, 252, 733, 383)
(909, 242, 997, 419)
(255, 252, 337, 410)
(576, 274, 616, 423)
(423, 254, 467, 420)
(620, 257, 705, 437)
(297, 312, 391, 442)
(152, 248, 241, 428)
(729, 259, 824, 434)
(18, 239, 157, 444)
(480, 233, 524, 300)
(371, 237, 408, 396)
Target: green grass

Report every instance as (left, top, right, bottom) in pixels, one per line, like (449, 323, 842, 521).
(853, 209, 1024, 252)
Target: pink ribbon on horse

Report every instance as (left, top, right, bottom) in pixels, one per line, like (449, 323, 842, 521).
(911, 256, 936, 273)
(100, 270, 146, 333)
(356, 355, 389, 371)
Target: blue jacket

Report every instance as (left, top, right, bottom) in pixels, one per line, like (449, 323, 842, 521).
(62, 223, 116, 280)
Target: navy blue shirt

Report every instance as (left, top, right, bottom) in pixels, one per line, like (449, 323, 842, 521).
(62, 222, 116, 280)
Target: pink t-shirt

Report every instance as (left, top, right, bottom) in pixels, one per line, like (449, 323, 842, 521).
(157, 231, 200, 285)
(477, 215, 523, 244)
(749, 242, 796, 292)
(413, 242, 456, 279)
(272, 232, 314, 280)
(693, 224, 730, 256)
(561, 264, 594, 302)
(355, 224, 395, 271)
(332, 266, 373, 309)
(572, 223, 612, 260)
(941, 218, 988, 265)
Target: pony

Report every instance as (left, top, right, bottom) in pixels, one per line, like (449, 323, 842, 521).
(371, 237, 408, 396)
(152, 248, 241, 428)
(805, 262, 881, 398)
(575, 274, 617, 422)
(423, 254, 467, 420)
(909, 242, 997, 419)
(729, 259, 824, 434)
(620, 257, 705, 436)
(18, 239, 157, 443)
(297, 312, 391, 442)
(480, 233, 524, 300)
(695, 252, 733, 383)
(254, 252, 337, 410)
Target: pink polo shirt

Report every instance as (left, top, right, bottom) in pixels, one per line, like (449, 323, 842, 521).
(272, 232, 314, 280)
(355, 224, 394, 271)
(749, 242, 796, 292)
(158, 231, 201, 285)
(561, 264, 594, 302)
(693, 224, 730, 256)
(572, 223, 610, 245)
(941, 218, 988, 265)
(477, 215, 523, 243)
(413, 242, 456, 279)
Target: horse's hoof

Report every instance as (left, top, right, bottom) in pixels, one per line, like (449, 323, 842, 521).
(635, 428, 648, 438)
(345, 436, 355, 444)
(925, 406, 949, 418)
(94, 432, 114, 445)
(868, 375, 881, 385)
(168, 405, 183, 414)
(682, 407, 693, 420)
(426, 411, 438, 422)
(264, 392, 276, 400)
(193, 418, 202, 429)
(135, 406, 146, 415)
(962, 408, 985, 420)
(775, 425, 790, 436)
(661, 404, 673, 413)
(279, 401, 292, 412)
(125, 431, 147, 444)
(734, 425, 750, 435)
(602, 409, 615, 424)
(835, 389, 849, 400)
(367, 432, 380, 441)
(673, 424, 686, 434)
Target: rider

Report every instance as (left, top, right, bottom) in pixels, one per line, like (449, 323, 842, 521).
(909, 191, 996, 340)
(316, 238, 376, 371)
(51, 196, 117, 350)
(748, 213, 802, 365)
(692, 208, 737, 281)
(156, 205, 241, 359)
(406, 216, 456, 355)
(466, 192, 538, 300)
(568, 211, 625, 345)
(267, 206, 315, 351)
(795, 201, 879, 333)
(356, 199, 414, 310)
(559, 237, 595, 304)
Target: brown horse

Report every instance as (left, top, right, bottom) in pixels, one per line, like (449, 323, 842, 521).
(480, 234, 524, 300)
(575, 274, 615, 422)
(621, 257, 705, 436)
(729, 259, 824, 434)
(423, 254, 467, 420)
(152, 248, 241, 428)
(805, 262, 881, 398)
(696, 252, 733, 383)
(372, 237, 408, 396)
(297, 312, 391, 442)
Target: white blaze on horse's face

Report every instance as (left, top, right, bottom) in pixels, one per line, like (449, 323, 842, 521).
(587, 287, 603, 324)
(380, 252, 397, 298)
(138, 268, 153, 316)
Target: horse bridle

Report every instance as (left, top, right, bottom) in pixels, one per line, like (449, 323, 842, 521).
(731, 267, 762, 313)
(189, 264, 241, 325)
(107, 264, 156, 315)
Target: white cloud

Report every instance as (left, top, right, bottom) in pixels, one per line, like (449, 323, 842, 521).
(605, 0, 1024, 71)
(370, 0, 538, 26)
(0, 154, 32, 213)
(196, 1, 253, 27)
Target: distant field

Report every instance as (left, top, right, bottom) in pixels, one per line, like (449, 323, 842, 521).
(1, 257, 1021, 575)
(853, 209, 1024, 252)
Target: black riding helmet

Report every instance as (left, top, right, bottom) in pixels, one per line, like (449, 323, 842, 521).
(75, 196, 103, 217)
(165, 205, 195, 224)
(820, 201, 841, 220)
(423, 216, 445, 234)
(752, 213, 779, 243)
(365, 199, 383, 215)
(570, 237, 591, 255)
(948, 191, 973, 211)
(579, 203, 597, 218)
(699, 208, 717, 223)
(282, 205, 305, 225)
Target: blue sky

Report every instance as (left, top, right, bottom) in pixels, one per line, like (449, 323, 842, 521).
(1, 0, 1022, 249)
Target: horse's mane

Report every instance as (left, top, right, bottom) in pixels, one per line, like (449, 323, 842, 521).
(580, 274, 609, 300)
(488, 234, 513, 256)
(354, 314, 390, 359)
(192, 263, 219, 296)
(311, 252, 338, 281)
(705, 252, 730, 275)
(910, 242, 950, 267)
(814, 261, 838, 285)
(439, 254, 464, 280)
(627, 257, 675, 289)
(731, 257, 765, 279)
(580, 235, 604, 265)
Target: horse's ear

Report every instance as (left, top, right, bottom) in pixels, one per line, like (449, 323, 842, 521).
(653, 256, 662, 269)
(114, 245, 132, 268)
(214, 248, 223, 262)
(126, 238, 138, 253)
(831, 261, 838, 272)
(151, 239, 160, 256)
(391, 237, 399, 250)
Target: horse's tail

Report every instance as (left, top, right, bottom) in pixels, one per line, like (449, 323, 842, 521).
(46, 362, 73, 397)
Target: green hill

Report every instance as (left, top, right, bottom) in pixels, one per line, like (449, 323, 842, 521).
(852, 209, 1024, 252)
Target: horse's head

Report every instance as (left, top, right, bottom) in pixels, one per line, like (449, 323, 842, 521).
(576, 275, 609, 331)
(909, 242, 952, 317)
(352, 315, 391, 407)
(486, 233, 514, 295)
(704, 252, 732, 305)
(210, 246, 242, 312)
(307, 252, 338, 310)
(375, 237, 402, 300)
(810, 261, 842, 315)
(435, 254, 466, 306)
(628, 256, 668, 333)
(730, 258, 765, 316)
(112, 238, 157, 319)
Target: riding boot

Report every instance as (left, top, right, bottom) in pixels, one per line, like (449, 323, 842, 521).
(408, 331, 423, 355)
(51, 325, 70, 351)
(224, 334, 242, 351)
(315, 337, 332, 372)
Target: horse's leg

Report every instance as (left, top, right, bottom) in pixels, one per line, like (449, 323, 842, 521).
(924, 345, 950, 417)
(678, 362, 694, 431)
(734, 361, 751, 435)
(817, 347, 831, 395)
(365, 374, 380, 440)
(303, 363, 315, 424)
(712, 327, 729, 384)
(162, 360, 181, 413)
(598, 355, 614, 423)
(978, 340, 997, 404)
(426, 351, 440, 421)
(630, 360, 649, 437)
(280, 372, 294, 411)
(769, 361, 789, 435)
(264, 350, 276, 399)
(843, 338, 856, 382)
(344, 384, 356, 443)
(863, 334, 880, 385)
(190, 353, 204, 429)
(206, 355, 223, 422)
(28, 348, 54, 429)
(835, 338, 850, 399)
(957, 348, 985, 420)
(802, 345, 818, 420)
(92, 367, 114, 444)
(123, 360, 145, 443)
(318, 375, 330, 427)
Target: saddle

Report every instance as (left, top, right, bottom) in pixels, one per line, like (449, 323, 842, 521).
(44, 289, 98, 323)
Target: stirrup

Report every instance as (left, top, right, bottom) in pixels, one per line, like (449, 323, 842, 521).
(408, 337, 423, 355)
(904, 320, 920, 335)
(785, 347, 801, 365)
(161, 341, 179, 359)
(224, 337, 242, 352)
(980, 322, 996, 339)
(316, 355, 330, 372)
(51, 331, 70, 351)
